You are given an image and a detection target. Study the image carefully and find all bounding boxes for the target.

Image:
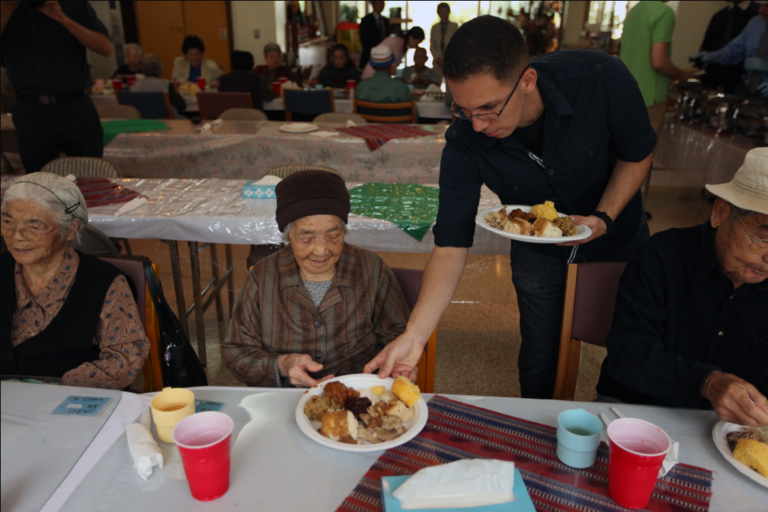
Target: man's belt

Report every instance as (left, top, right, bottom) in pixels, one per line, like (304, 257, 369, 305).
(16, 89, 86, 105)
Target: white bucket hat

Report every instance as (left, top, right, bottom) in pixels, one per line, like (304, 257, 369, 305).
(705, 148, 768, 216)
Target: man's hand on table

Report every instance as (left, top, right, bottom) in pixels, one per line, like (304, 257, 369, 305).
(703, 371, 768, 427)
(364, 332, 423, 382)
(278, 354, 335, 388)
(556, 214, 607, 246)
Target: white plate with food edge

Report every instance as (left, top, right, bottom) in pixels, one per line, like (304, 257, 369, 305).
(476, 204, 592, 244)
(279, 122, 319, 133)
(295, 374, 428, 453)
(712, 421, 768, 488)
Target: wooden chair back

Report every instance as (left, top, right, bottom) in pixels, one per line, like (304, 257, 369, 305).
(197, 92, 253, 120)
(353, 99, 416, 123)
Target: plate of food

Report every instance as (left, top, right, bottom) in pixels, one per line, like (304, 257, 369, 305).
(712, 421, 768, 488)
(295, 374, 428, 452)
(279, 122, 319, 133)
(476, 202, 592, 244)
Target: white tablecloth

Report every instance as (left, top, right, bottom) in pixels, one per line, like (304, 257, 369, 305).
(0, 381, 122, 512)
(46, 387, 767, 512)
(87, 178, 509, 254)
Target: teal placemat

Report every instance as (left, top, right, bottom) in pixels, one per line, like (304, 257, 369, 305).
(349, 183, 440, 241)
(101, 119, 171, 145)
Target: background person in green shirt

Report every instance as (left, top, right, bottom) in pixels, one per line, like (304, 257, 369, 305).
(355, 44, 413, 104)
(620, 0, 696, 135)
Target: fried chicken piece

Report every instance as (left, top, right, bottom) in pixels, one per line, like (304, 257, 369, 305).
(304, 395, 336, 422)
(553, 216, 577, 237)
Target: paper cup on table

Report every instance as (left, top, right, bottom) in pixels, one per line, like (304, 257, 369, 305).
(556, 408, 602, 468)
(150, 387, 195, 443)
(173, 412, 234, 501)
(111, 79, 123, 92)
(607, 418, 671, 509)
(278, 77, 288, 84)
(272, 81, 282, 96)
(346, 79, 356, 92)
(126, 76, 137, 87)
(196, 77, 207, 91)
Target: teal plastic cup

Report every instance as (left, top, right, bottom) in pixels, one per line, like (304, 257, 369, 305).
(556, 408, 603, 468)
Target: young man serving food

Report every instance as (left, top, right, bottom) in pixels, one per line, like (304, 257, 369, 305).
(365, 16, 656, 399)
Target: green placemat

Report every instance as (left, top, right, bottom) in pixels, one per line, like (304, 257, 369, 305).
(349, 183, 440, 241)
(101, 119, 172, 145)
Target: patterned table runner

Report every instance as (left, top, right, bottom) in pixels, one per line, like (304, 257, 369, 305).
(76, 178, 141, 208)
(102, 119, 171, 145)
(337, 124, 437, 151)
(337, 396, 713, 512)
(349, 183, 439, 241)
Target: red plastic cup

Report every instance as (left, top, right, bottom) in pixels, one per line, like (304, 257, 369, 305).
(173, 412, 234, 501)
(111, 79, 123, 92)
(278, 76, 288, 84)
(196, 77, 207, 91)
(126, 76, 137, 87)
(607, 418, 671, 509)
(272, 81, 282, 96)
(346, 79, 356, 92)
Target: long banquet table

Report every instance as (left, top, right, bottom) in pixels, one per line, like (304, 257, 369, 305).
(3, 382, 763, 512)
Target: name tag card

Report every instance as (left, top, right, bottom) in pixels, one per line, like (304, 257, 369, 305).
(195, 400, 225, 413)
(52, 396, 112, 416)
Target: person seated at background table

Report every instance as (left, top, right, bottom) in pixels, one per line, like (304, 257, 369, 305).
(401, 48, 441, 90)
(355, 44, 413, 104)
(253, 43, 292, 84)
(0, 173, 149, 390)
(221, 170, 410, 388)
(111, 43, 143, 80)
(129, 54, 186, 119)
(218, 50, 275, 110)
(316, 44, 360, 89)
(172, 35, 222, 88)
(596, 149, 768, 427)
(361, 26, 425, 80)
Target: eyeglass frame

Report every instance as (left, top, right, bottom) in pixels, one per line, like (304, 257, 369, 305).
(733, 207, 768, 255)
(0, 219, 60, 243)
(451, 65, 530, 121)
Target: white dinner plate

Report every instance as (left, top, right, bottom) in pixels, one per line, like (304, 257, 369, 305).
(476, 205, 592, 244)
(295, 374, 428, 453)
(712, 420, 768, 488)
(279, 123, 319, 133)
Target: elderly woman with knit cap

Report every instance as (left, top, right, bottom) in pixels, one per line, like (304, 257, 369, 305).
(1, 173, 149, 389)
(222, 170, 410, 388)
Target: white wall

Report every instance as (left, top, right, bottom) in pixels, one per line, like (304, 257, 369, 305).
(670, 1, 727, 69)
(230, 1, 285, 66)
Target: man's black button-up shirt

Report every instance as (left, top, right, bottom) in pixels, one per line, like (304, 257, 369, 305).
(597, 222, 768, 408)
(1, 1, 108, 96)
(433, 49, 656, 261)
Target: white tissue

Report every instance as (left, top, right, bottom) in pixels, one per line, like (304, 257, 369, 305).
(308, 130, 340, 138)
(113, 197, 148, 217)
(346, 119, 357, 127)
(660, 440, 679, 477)
(253, 175, 282, 185)
(393, 460, 516, 510)
(199, 122, 212, 133)
(126, 408, 163, 480)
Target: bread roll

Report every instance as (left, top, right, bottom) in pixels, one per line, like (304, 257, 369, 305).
(392, 376, 421, 408)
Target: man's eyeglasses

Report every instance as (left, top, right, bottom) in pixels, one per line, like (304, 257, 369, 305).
(1, 220, 59, 242)
(451, 65, 529, 121)
(733, 208, 768, 255)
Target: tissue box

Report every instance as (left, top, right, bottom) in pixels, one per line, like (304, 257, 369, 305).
(242, 181, 276, 199)
(381, 470, 535, 512)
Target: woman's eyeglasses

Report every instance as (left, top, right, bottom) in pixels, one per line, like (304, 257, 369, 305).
(1, 220, 59, 242)
(451, 65, 529, 121)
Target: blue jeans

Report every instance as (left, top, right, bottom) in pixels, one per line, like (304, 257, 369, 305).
(510, 218, 650, 399)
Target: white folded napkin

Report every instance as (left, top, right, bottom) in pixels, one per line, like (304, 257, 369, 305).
(393, 459, 516, 510)
(126, 408, 163, 480)
(309, 130, 340, 138)
(660, 440, 679, 477)
(114, 197, 148, 217)
(346, 119, 357, 127)
(199, 122, 212, 133)
(253, 175, 282, 185)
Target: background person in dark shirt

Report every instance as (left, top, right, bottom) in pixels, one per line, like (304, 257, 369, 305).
(316, 44, 360, 89)
(1, 0, 111, 173)
(364, 16, 655, 399)
(597, 150, 768, 427)
(218, 50, 275, 110)
(111, 43, 142, 80)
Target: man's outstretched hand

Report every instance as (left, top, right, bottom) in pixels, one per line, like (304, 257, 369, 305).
(703, 371, 768, 427)
(364, 332, 424, 382)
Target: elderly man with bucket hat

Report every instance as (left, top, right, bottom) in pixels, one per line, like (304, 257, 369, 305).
(221, 170, 409, 388)
(597, 148, 768, 427)
(355, 44, 413, 104)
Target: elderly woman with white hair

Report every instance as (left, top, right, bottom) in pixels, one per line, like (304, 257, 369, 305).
(1, 173, 149, 389)
(129, 54, 186, 117)
(253, 42, 292, 84)
(111, 43, 143, 80)
(222, 170, 410, 388)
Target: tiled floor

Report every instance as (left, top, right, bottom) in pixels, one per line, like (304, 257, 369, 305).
(130, 186, 713, 400)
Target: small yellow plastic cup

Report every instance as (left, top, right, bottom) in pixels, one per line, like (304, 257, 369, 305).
(151, 387, 195, 443)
